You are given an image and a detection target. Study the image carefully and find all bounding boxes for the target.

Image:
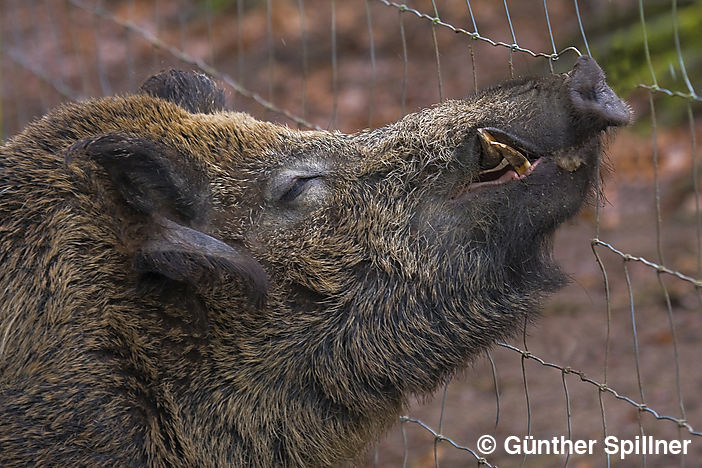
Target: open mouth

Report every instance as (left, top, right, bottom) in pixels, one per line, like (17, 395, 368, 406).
(469, 156, 542, 191)
(465, 128, 542, 193)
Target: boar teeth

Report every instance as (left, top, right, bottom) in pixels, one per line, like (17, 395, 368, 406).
(477, 128, 505, 170)
(477, 128, 531, 175)
(500, 146, 531, 175)
(479, 158, 510, 175)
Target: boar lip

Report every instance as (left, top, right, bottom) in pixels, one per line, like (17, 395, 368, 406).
(464, 157, 542, 194)
(478, 127, 542, 159)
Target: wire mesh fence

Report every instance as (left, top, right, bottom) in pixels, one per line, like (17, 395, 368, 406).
(1, 0, 700, 466)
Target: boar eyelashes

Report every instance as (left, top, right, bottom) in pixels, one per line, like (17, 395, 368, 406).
(279, 176, 322, 203)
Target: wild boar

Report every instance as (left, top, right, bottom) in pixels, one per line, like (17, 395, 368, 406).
(0, 57, 630, 466)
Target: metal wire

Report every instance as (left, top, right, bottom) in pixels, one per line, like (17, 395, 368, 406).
(623, 259, 648, 467)
(297, 0, 309, 123)
(465, 1, 479, 92)
(235, 0, 243, 109)
(435, 382, 450, 468)
(495, 342, 701, 437)
(4, 48, 79, 100)
(561, 368, 573, 468)
(519, 319, 532, 468)
(399, 416, 496, 467)
(377, 0, 582, 61)
(64, 0, 322, 130)
(486, 350, 500, 435)
(365, 0, 377, 127)
(542, 0, 557, 73)
(592, 239, 702, 288)
(502, 0, 516, 78)
(93, 0, 112, 96)
(330, 0, 338, 129)
(398, 1, 408, 116)
(573, 0, 591, 57)
(430, 0, 444, 102)
(266, 0, 274, 107)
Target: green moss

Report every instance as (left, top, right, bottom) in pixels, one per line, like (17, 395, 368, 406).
(583, 0, 701, 125)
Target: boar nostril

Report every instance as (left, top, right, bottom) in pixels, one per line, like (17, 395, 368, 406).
(568, 55, 631, 128)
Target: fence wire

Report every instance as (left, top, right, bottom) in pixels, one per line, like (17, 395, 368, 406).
(1, 1, 700, 466)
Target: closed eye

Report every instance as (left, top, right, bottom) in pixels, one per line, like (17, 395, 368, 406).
(279, 176, 322, 203)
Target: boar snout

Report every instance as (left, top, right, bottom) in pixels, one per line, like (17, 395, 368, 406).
(568, 55, 632, 131)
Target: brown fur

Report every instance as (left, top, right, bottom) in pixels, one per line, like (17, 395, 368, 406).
(0, 59, 629, 466)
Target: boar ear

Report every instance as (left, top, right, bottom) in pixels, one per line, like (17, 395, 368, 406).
(66, 133, 268, 306)
(140, 69, 225, 114)
(136, 217, 268, 307)
(66, 132, 209, 224)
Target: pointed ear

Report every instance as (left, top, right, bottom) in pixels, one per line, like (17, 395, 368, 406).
(65, 132, 209, 225)
(65, 133, 268, 305)
(140, 69, 225, 114)
(136, 217, 268, 307)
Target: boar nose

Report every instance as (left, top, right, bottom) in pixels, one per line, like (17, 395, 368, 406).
(568, 56, 631, 130)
